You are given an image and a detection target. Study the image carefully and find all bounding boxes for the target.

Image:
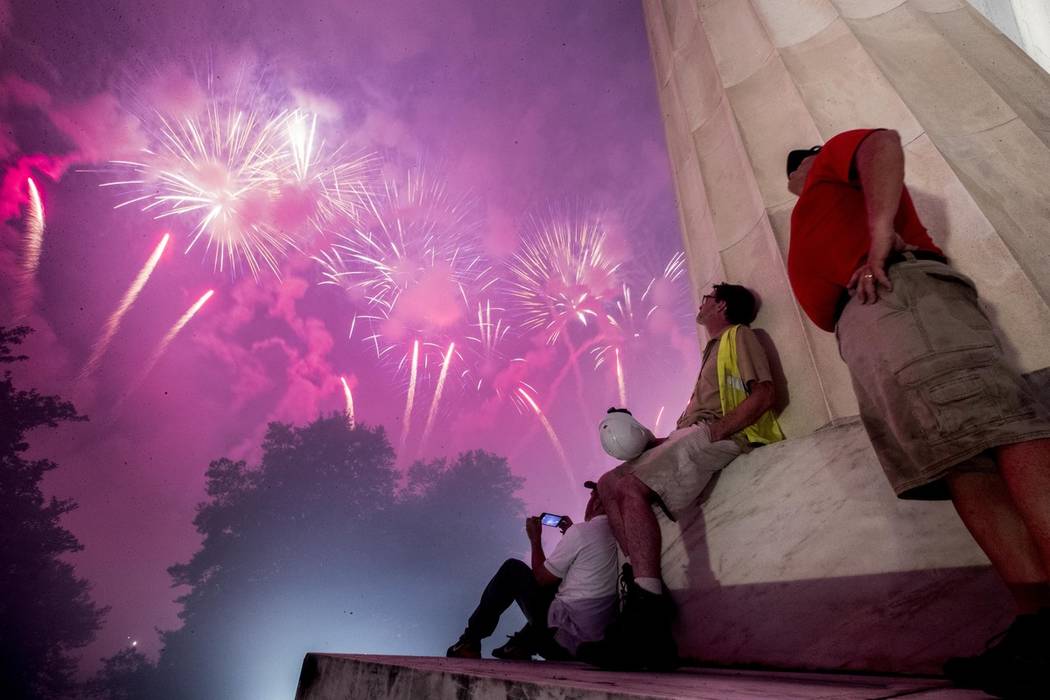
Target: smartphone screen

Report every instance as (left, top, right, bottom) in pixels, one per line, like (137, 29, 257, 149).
(540, 512, 564, 527)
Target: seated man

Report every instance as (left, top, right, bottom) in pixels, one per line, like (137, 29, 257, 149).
(580, 282, 782, 670)
(446, 482, 619, 660)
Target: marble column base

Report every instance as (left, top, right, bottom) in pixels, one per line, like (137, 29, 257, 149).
(657, 419, 1013, 674)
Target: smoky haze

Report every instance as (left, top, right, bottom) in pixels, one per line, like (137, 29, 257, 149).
(1, 0, 696, 696)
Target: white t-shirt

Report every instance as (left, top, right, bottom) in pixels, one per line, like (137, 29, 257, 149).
(542, 515, 619, 654)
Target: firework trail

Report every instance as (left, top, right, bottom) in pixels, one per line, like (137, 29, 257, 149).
(654, 405, 665, 436)
(78, 233, 170, 381)
(420, 341, 455, 448)
(14, 178, 45, 319)
(22, 177, 45, 275)
(516, 385, 574, 490)
(399, 339, 421, 454)
(614, 347, 627, 406)
(340, 376, 356, 428)
(126, 290, 215, 397)
(507, 215, 621, 345)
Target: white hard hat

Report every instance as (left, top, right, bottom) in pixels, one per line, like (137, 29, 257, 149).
(599, 409, 652, 461)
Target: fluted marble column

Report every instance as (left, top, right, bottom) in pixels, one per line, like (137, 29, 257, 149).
(644, 0, 1050, 437)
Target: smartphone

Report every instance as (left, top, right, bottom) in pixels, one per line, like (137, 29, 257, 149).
(540, 512, 565, 527)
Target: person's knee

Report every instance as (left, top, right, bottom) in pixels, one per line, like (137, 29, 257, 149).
(499, 558, 529, 574)
(617, 473, 653, 503)
(597, 471, 620, 503)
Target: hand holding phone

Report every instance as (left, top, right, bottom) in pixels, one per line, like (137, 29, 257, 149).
(540, 512, 565, 527)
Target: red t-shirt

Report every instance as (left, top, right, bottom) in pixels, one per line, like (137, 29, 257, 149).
(787, 128, 942, 332)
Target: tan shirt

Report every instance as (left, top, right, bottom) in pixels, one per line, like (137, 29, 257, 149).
(676, 325, 773, 430)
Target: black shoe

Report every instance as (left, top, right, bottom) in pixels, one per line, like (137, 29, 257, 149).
(944, 613, 1050, 697)
(446, 637, 481, 659)
(492, 629, 536, 660)
(577, 580, 678, 671)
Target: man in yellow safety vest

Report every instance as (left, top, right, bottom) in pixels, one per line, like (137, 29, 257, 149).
(579, 283, 783, 671)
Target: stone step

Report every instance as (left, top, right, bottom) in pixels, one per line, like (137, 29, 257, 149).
(294, 654, 989, 699)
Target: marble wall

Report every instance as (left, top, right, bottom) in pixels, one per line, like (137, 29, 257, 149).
(966, 0, 1050, 74)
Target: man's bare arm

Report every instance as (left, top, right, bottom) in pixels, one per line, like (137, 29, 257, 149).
(707, 380, 776, 443)
(850, 129, 905, 304)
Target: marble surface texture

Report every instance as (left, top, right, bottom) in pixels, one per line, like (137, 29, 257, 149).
(295, 654, 989, 699)
(656, 419, 1011, 674)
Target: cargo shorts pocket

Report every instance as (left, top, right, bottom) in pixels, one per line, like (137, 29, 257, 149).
(910, 362, 1037, 444)
(916, 271, 998, 354)
(916, 369, 988, 439)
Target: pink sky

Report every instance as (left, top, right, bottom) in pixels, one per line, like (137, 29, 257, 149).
(0, 0, 701, 671)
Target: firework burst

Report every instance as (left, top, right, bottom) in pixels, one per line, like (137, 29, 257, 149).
(316, 167, 491, 382)
(591, 251, 688, 401)
(265, 109, 377, 235)
(104, 99, 295, 277)
(507, 214, 622, 345)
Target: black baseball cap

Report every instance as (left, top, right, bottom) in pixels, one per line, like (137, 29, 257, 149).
(787, 146, 822, 176)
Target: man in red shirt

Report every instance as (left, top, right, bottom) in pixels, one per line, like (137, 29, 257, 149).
(787, 128, 1050, 697)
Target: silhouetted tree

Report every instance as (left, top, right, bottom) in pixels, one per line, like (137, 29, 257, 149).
(106, 413, 524, 699)
(82, 647, 154, 700)
(0, 327, 107, 699)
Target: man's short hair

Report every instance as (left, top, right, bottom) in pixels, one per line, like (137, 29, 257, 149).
(713, 283, 758, 325)
(786, 146, 822, 176)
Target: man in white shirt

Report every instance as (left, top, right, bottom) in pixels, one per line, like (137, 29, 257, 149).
(446, 482, 619, 660)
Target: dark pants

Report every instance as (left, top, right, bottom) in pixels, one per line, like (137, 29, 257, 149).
(462, 559, 569, 658)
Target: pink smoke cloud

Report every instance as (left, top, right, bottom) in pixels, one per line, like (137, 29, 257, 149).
(195, 272, 342, 459)
(1, 72, 146, 165)
(0, 73, 53, 111)
(138, 65, 207, 118)
(48, 93, 146, 162)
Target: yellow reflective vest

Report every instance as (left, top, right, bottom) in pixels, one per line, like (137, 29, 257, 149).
(716, 325, 785, 445)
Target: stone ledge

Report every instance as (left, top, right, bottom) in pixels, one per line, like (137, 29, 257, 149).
(658, 419, 1011, 674)
(294, 654, 983, 699)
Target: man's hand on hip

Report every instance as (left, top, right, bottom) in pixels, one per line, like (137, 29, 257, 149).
(848, 229, 915, 304)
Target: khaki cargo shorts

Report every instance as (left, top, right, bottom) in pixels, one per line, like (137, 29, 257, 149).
(836, 258, 1050, 500)
(613, 423, 741, 517)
